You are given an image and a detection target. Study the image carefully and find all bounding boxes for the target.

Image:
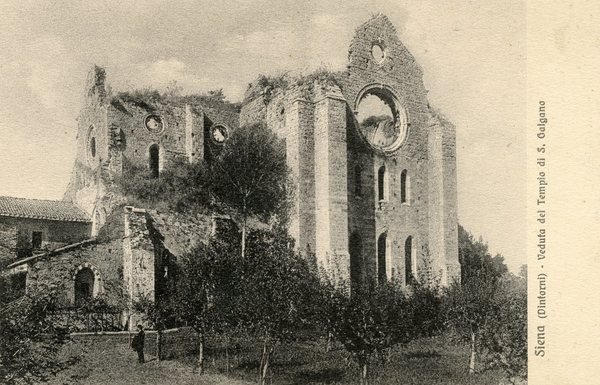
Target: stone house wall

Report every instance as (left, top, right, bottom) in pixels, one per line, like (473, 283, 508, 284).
(0, 216, 90, 258)
(25, 239, 124, 307)
(0, 222, 18, 265)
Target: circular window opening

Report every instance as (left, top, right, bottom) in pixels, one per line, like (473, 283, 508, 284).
(355, 87, 408, 153)
(210, 125, 228, 145)
(89, 137, 96, 158)
(372, 44, 385, 64)
(144, 114, 164, 134)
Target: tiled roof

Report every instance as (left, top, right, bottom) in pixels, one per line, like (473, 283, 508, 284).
(0, 196, 91, 222)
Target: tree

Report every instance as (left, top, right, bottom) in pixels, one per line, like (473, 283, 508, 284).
(324, 279, 444, 385)
(174, 242, 224, 374)
(458, 224, 508, 282)
(480, 274, 527, 382)
(445, 272, 499, 374)
(235, 230, 321, 385)
(0, 285, 71, 384)
(451, 224, 524, 377)
(210, 123, 292, 257)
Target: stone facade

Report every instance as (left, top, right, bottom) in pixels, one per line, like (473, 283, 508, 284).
(240, 14, 459, 285)
(2, 14, 459, 328)
(63, 66, 239, 233)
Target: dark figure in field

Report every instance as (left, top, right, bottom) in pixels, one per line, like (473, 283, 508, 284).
(132, 324, 145, 363)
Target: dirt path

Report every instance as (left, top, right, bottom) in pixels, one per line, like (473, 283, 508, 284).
(48, 340, 253, 385)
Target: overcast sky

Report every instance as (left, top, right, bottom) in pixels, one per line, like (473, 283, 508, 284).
(0, 0, 526, 271)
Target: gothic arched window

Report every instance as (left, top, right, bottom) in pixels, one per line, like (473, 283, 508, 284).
(405, 236, 414, 284)
(401, 169, 409, 204)
(355, 165, 363, 197)
(378, 166, 386, 201)
(377, 232, 387, 284)
(149, 144, 160, 178)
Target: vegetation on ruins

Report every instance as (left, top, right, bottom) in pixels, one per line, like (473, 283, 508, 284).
(117, 157, 213, 213)
(112, 85, 241, 113)
(210, 122, 292, 257)
(117, 122, 292, 258)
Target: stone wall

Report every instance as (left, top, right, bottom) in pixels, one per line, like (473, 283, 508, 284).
(239, 14, 459, 286)
(0, 216, 90, 259)
(26, 239, 124, 307)
(107, 100, 203, 172)
(64, 66, 240, 234)
(0, 222, 17, 266)
(63, 66, 109, 217)
(71, 326, 198, 360)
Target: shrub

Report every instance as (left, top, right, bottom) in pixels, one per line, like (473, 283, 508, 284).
(0, 286, 72, 384)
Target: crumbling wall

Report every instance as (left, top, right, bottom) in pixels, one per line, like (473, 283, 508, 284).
(108, 100, 203, 172)
(63, 66, 110, 217)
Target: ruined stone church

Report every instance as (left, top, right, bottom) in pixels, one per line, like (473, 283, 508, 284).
(0, 15, 459, 328)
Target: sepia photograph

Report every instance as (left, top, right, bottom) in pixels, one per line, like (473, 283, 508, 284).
(4, 1, 583, 384)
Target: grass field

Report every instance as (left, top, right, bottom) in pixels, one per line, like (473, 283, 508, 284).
(48, 334, 513, 385)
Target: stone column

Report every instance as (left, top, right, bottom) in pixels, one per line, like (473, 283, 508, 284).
(427, 115, 460, 285)
(286, 98, 316, 256)
(313, 87, 349, 281)
(123, 206, 155, 330)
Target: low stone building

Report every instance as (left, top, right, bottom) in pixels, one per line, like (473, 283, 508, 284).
(0, 196, 91, 264)
(4, 204, 215, 329)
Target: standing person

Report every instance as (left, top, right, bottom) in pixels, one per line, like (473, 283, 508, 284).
(132, 324, 145, 363)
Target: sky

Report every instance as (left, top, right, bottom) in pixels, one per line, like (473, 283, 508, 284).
(0, 0, 526, 271)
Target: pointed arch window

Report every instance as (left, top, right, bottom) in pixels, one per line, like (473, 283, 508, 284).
(401, 169, 410, 204)
(377, 232, 388, 284)
(355, 165, 363, 197)
(405, 236, 415, 284)
(149, 144, 160, 178)
(377, 166, 387, 201)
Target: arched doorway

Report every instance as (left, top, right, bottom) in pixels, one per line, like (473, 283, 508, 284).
(349, 232, 363, 289)
(149, 144, 160, 178)
(74, 267, 95, 304)
(377, 232, 387, 284)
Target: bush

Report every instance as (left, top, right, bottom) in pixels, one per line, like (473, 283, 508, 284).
(0, 286, 72, 384)
(115, 157, 212, 212)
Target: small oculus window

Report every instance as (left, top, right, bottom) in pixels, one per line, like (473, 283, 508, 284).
(371, 44, 385, 64)
(144, 114, 165, 134)
(210, 125, 228, 145)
